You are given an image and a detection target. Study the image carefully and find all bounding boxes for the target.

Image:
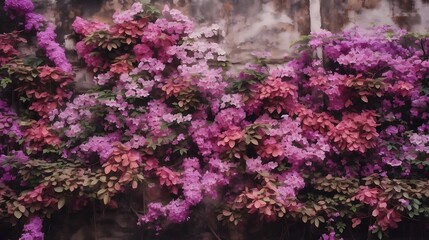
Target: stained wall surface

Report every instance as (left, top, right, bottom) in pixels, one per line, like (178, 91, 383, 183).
(31, 0, 429, 64)
(321, 0, 429, 32)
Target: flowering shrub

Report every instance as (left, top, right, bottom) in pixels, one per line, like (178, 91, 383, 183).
(1, 1, 429, 239)
(19, 216, 44, 240)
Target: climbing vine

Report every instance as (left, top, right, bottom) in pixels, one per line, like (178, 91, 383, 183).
(1, 0, 429, 239)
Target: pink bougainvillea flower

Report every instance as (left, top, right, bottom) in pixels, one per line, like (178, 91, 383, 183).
(217, 126, 245, 148)
(156, 167, 180, 194)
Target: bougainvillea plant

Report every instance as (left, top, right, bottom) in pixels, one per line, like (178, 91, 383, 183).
(1, 0, 429, 239)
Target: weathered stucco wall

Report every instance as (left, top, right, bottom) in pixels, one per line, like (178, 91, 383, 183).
(31, 0, 429, 64)
(321, 0, 429, 32)
(50, 0, 310, 63)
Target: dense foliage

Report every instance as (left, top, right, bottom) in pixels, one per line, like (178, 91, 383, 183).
(1, 0, 429, 239)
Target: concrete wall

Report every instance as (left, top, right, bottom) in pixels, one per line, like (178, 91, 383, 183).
(321, 0, 429, 32)
(32, 0, 429, 64)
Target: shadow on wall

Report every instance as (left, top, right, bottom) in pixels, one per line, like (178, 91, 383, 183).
(321, 0, 429, 32)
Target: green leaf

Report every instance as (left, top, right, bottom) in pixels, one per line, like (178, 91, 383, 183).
(377, 231, 382, 239)
(14, 211, 22, 219)
(179, 148, 187, 155)
(250, 138, 259, 145)
(18, 205, 26, 213)
(58, 198, 66, 209)
(314, 218, 320, 228)
(0, 78, 11, 88)
(97, 188, 107, 196)
(24, 57, 43, 67)
(103, 194, 110, 205)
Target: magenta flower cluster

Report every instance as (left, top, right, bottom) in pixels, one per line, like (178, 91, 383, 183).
(3, 0, 34, 15)
(19, 216, 44, 240)
(4, 0, 72, 72)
